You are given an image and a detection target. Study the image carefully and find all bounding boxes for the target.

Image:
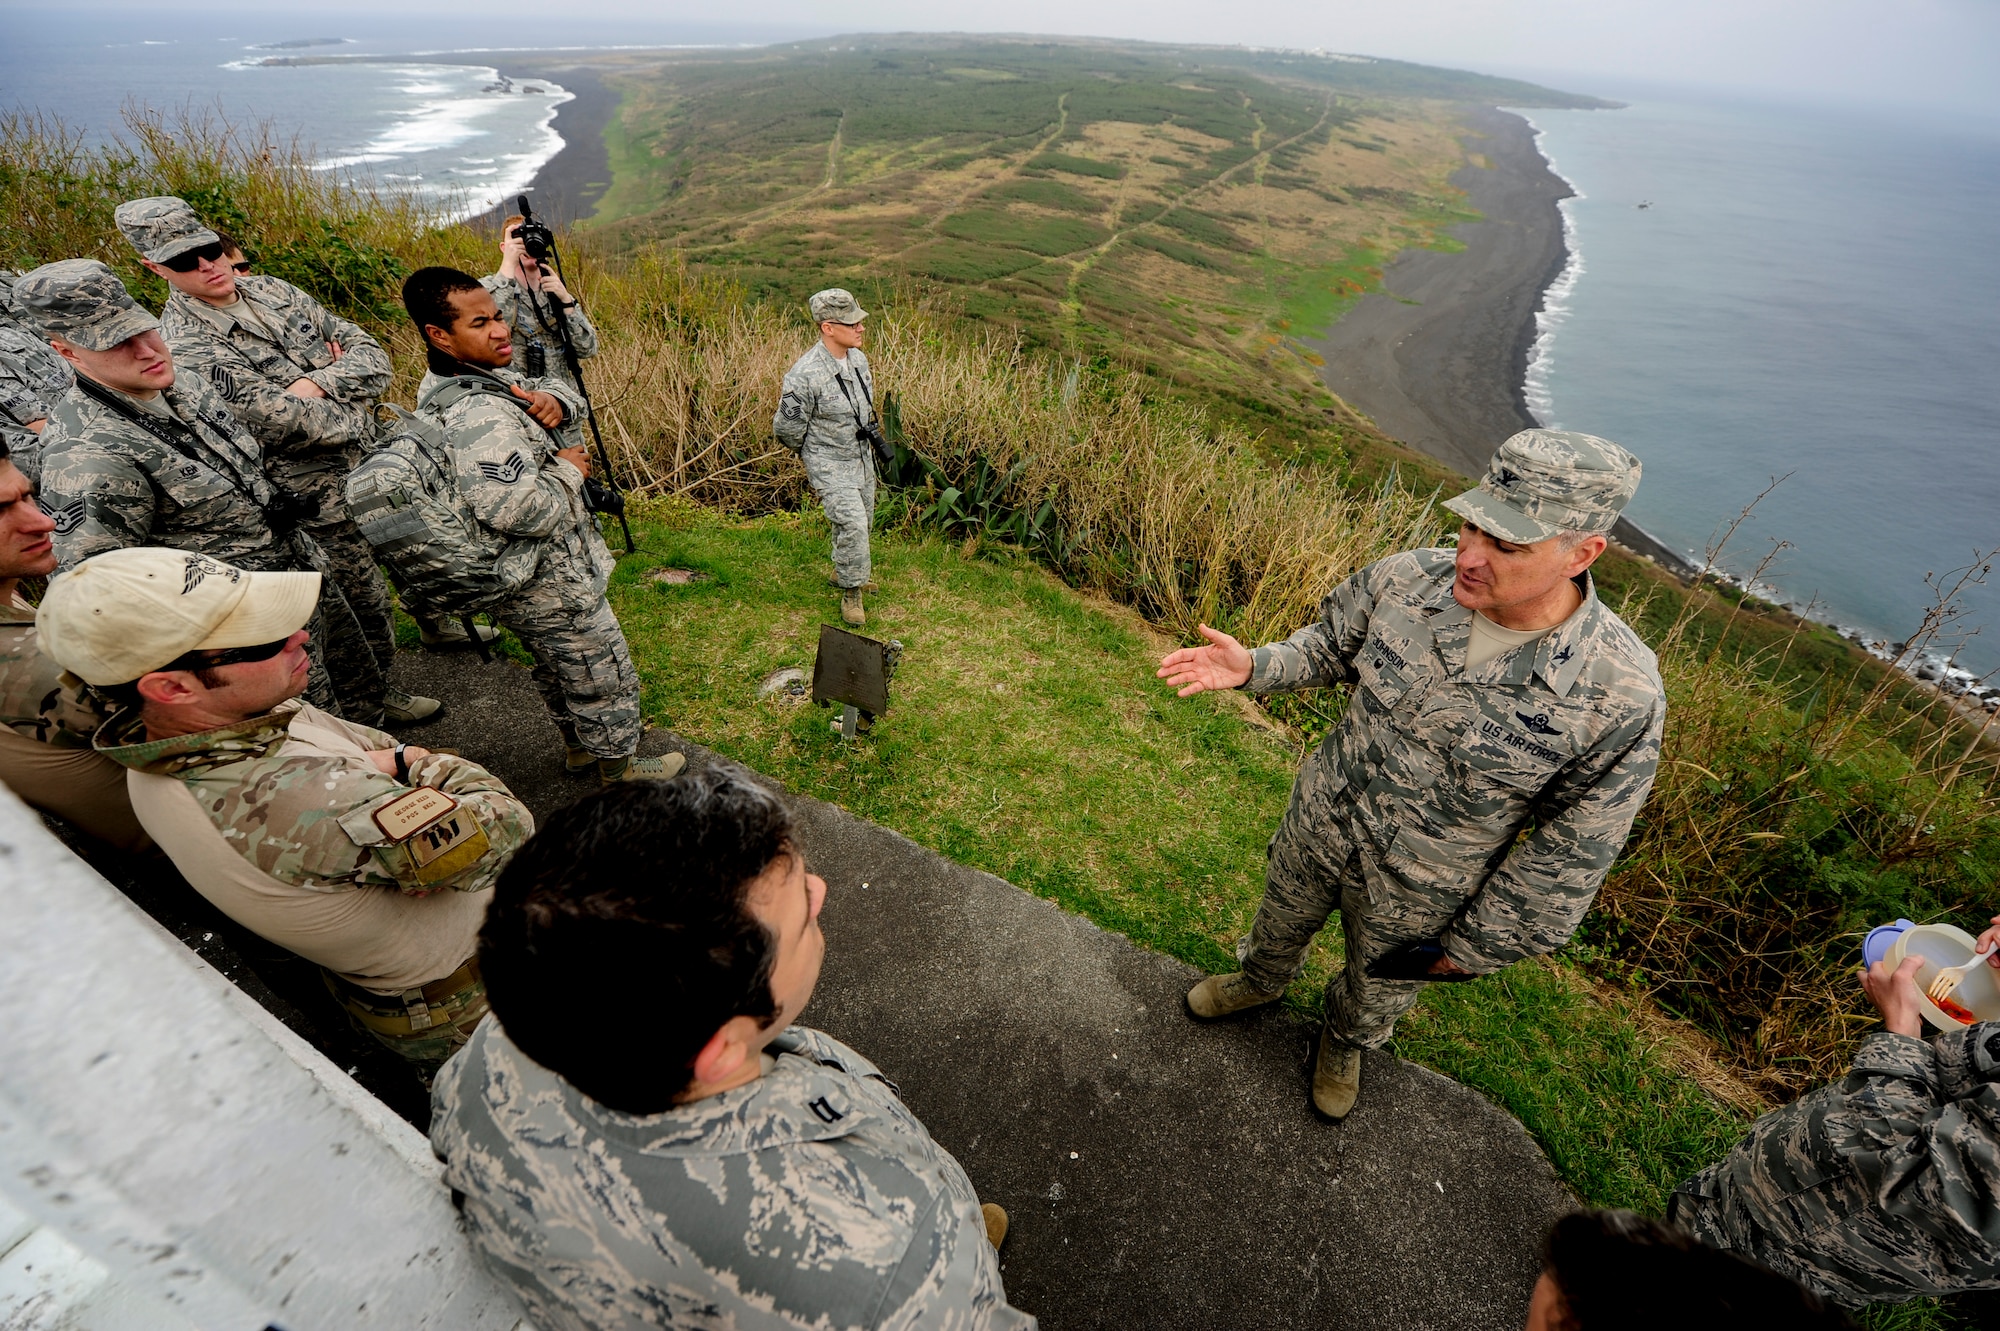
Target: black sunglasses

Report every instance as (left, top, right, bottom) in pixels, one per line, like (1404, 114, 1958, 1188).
(162, 241, 228, 273)
(230, 260, 252, 274)
(167, 636, 293, 672)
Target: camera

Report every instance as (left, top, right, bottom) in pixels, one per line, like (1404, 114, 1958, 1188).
(514, 196, 557, 264)
(857, 420, 894, 471)
(264, 485, 321, 541)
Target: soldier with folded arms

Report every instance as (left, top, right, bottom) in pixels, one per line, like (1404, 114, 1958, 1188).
(116, 195, 439, 724)
(36, 547, 533, 1064)
(1160, 431, 1665, 1121)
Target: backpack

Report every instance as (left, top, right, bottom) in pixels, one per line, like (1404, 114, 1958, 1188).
(344, 387, 543, 617)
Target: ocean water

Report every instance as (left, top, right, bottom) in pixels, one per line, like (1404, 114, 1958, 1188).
(0, 8, 792, 220)
(1515, 94, 2000, 677)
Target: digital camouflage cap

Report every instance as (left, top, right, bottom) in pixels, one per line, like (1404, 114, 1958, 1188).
(1443, 429, 1641, 544)
(12, 259, 160, 353)
(114, 195, 220, 264)
(808, 288, 867, 325)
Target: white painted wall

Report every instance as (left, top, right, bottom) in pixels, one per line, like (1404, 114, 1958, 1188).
(0, 788, 533, 1330)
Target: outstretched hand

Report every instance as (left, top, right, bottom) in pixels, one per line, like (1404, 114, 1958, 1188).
(1157, 624, 1254, 697)
(511, 384, 565, 429)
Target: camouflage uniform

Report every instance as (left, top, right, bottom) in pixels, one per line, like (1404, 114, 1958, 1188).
(14, 258, 379, 718)
(480, 272, 597, 399)
(1235, 431, 1664, 1051)
(97, 698, 534, 1063)
(433, 1018, 1037, 1330)
(0, 324, 73, 484)
(776, 336, 877, 590)
(419, 366, 640, 761)
(1672, 1024, 2000, 1307)
(0, 594, 143, 848)
(121, 198, 396, 720)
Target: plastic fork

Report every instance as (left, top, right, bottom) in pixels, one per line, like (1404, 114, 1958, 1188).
(1925, 943, 1996, 1005)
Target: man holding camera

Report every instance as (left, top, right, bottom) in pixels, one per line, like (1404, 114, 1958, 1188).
(482, 210, 598, 401)
(775, 288, 881, 628)
(401, 266, 678, 785)
(115, 196, 433, 727)
(18, 259, 360, 718)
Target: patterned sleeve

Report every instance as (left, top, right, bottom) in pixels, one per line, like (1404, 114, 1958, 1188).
(305, 303, 394, 404)
(446, 398, 583, 539)
(1243, 560, 1381, 694)
(876, 1191, 1039, 1331)
(774, 366, 817, 452)
(174, 333, 377, 452)
(38, 430, 154, 571)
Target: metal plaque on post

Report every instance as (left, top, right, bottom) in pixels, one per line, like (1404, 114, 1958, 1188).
(811, 624, 893, 729)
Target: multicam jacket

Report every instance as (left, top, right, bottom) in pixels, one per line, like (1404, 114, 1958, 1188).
(0, 595, 111, 746)
(0, 324, 73, 481)
(1675, 1025, 2000, 1305)
(774, 343, 874, 459)
(480, 273, 598, 398)
(417, 367, 610, 603)
(1246, 547, 1665, 971)
(159, 276, 391, 515)
(432, 1020, 1037, 1331)
(37, 373, 319, 575)
(96, 698, 532, 899)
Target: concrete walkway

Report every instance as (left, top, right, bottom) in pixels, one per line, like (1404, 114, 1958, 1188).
(388, 647, 1572, 1329)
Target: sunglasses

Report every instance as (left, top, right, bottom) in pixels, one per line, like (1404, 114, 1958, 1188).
(167, 636, 293, 672)
(230, 261, 252, 274)
(162, 241, 228, 273)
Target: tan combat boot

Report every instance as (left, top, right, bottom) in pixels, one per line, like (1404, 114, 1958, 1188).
(598, 752, 688, 785)
(982, 1203, 1009, 1250)
(840, 587, 866, 627)
(1311, 1030, 1363, 1121)
(558, 725, 595, 775)
(1185, 971, 1282, 1021)
(382, 688, 442, 724)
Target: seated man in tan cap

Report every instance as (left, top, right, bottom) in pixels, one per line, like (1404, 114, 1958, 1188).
(37, 547, 534, 1064)
(0, 439, 145, 849)
(1158, 430, 1666, 1121)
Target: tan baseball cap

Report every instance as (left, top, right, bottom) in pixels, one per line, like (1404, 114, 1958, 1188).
(37, 548, 320, 685)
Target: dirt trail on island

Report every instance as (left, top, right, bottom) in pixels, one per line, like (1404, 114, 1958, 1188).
(1313, 107, 1689, 572)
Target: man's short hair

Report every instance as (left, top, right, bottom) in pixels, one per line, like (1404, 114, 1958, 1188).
(478, 764, 793, 1112)
(213, 227, 243, 256)
(1543, 1210, 1852, 1329)
(402, 266, 485, 336)
(500, 213, 525, 238)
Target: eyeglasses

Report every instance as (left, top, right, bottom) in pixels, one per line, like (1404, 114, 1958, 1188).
(230, 261, 252, 274)
(162, 241, 228, 273)
(166, 636, 293, 672)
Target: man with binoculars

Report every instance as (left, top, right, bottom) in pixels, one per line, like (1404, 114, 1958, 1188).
(773, 288, 884, 628)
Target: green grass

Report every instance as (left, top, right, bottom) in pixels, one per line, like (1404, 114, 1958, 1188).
(597, 508, 1755, 1199)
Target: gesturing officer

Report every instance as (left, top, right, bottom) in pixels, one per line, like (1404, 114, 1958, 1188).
(117, 196, 434, 727)
(38, 548, 533, 1065)
(17, 259, 370, 720)
(774, 288, 879, 628)
(1159, 431, 1665, 1121)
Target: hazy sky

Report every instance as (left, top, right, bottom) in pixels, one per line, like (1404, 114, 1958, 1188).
(15, 0, 2000, 118)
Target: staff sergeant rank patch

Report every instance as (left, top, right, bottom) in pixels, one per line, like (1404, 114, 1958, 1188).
(365, 787, 491, 890)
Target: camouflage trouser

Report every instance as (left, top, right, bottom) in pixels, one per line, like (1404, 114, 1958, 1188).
(489, 577, 642, 761)
(1241, 783, 1461, 1051)
(323, 957, 488, 1066)
(307, 515, 397, 683)
(803, 444, 875, 589)
(304, 575, 386, 727)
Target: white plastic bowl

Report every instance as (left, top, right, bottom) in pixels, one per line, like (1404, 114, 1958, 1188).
(1883, 923, 2000, 1028)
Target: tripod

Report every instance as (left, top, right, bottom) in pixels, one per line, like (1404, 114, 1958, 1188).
(516, 194, 635, 553)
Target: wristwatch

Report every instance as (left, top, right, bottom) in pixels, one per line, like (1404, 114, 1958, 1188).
(393, 743, 410, 782)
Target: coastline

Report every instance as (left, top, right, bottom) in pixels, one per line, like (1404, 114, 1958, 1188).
(1308, 106, 1696, 576)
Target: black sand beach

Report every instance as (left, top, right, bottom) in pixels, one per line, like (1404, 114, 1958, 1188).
(1312, 107, 1692, 573)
